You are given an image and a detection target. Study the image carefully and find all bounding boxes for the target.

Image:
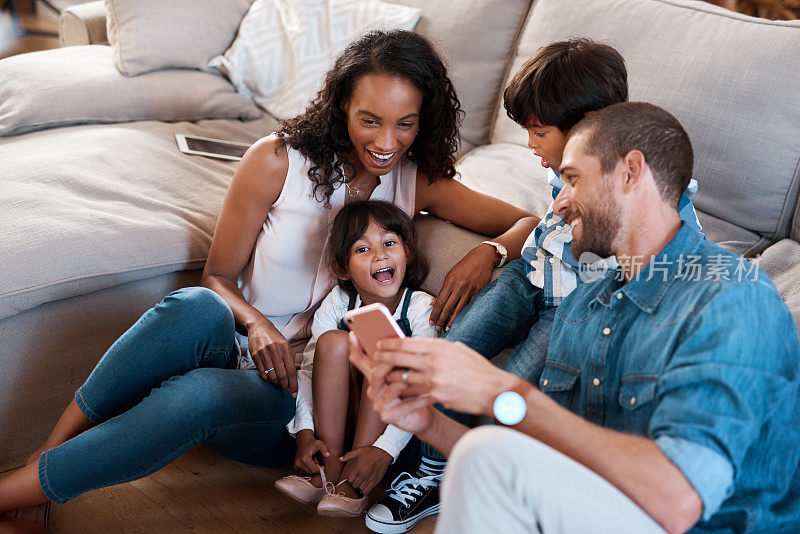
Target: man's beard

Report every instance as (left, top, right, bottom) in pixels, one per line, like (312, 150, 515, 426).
(571, 191, 621, 260)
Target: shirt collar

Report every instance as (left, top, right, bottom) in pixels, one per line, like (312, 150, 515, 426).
(588, 223, 704, 314)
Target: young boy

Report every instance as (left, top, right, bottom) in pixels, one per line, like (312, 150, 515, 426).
(364, 39, 703, 534)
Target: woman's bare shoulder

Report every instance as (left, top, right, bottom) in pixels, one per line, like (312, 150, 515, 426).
(233, 134, 290, 204)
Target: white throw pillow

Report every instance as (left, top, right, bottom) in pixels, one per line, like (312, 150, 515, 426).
(210, 0, 421, 119)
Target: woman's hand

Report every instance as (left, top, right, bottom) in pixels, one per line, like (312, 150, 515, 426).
(247, 317, 298, 396)
(429, 243, 498, 331)
(294, 429, 330, 474)
(339, 446, 393, 494)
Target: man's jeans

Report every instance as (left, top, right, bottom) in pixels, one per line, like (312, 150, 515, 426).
(422, 259, 554, 461)
(38, 287, 297, 504)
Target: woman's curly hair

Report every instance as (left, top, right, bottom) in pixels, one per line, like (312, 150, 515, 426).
(276, 30, 463, 206)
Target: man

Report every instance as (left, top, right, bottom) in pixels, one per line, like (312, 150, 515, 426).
(351, 102, 800, 533)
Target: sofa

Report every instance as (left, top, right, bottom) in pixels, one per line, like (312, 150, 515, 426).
(1, 0, 798, 473)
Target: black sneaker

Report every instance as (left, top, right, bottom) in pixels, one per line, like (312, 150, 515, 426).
(365, 471, 441, 533)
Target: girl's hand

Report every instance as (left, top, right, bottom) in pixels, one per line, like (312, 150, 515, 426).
(247, 317, 298, 395)
(339, 446, 393, 494)
(294, 429, 330, 474)
(429, 243, 497, 332)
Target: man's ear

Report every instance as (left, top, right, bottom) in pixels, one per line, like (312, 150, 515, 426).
(621, 149, 647, 193)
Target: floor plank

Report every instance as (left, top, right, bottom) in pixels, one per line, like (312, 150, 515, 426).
(44, 446, 437, 533)
(0, 12, 59, 59)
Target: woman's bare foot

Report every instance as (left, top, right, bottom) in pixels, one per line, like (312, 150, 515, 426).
(0, 463, 48, 514)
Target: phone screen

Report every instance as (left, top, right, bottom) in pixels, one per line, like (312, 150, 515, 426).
(185, 137, 250, 158)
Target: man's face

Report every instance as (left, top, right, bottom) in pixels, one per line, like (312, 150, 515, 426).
(554, 132, 622, 260)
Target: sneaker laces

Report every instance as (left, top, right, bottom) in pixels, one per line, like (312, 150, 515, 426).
(385, 471, 441, 508)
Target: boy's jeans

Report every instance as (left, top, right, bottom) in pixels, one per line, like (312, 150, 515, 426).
(38, 287, 297, 504)
(422, 258, 554, 461)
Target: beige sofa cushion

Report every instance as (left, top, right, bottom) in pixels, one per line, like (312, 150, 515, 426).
(0, 46, 261, 137)
(492, 0, 800, 254)
(105, 0, 252, 76)
(0, 114, 278, 321)
(393, 0, 533, 150)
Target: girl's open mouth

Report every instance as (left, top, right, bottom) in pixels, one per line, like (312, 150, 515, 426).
(372, 267, 395, 284)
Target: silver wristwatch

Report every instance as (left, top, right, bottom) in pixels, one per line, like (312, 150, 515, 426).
(481, 240, 508, 268)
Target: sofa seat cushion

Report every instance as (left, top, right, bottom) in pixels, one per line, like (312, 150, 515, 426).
(492, 0, 800, 253)
(0, 114, 277, 321)
(759, 239, 800, 332)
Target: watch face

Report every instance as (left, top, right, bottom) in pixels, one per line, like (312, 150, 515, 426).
(493, 391, 526, 425)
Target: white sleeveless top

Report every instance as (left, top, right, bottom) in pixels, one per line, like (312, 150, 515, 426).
(235, 135, 417, 361)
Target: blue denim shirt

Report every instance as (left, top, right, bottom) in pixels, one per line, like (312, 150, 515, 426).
(542, 223, 800, 533)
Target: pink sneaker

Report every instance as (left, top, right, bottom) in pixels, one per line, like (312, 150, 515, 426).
(274, 469, 328, 504)
(316, 480, 370, 517)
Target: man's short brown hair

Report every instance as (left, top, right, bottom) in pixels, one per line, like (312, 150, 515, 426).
(568, 102, 693, 207)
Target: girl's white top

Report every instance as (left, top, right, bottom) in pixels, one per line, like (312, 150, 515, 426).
(235, 134, 417, 366)
(287, 285, 437, 461)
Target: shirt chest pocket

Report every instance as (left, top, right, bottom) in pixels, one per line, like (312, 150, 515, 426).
(539, 360, 581, 410)
(617, 376, 658, 433)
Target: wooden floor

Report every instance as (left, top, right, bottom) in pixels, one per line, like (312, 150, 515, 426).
(45, 446, 436, 533)
(0, 11, 59, 60)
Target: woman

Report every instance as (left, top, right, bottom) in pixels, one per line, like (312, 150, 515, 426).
(0, 30, 536, 525)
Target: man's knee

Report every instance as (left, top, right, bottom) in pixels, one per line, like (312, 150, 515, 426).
(446, 426, 555, 488)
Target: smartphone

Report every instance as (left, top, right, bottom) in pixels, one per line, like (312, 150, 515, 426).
(174, 133, 251, 161)
(344, 303, 405, 359)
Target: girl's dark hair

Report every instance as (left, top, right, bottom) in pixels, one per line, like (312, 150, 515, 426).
(503, 38, 628, 132)
(328, 200, 428, 297)
(277, 30, 463, 206)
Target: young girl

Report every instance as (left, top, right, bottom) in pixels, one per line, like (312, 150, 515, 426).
(274, 200, 436, 517)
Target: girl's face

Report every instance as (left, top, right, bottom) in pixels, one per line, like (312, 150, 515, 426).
(342, 73, 422, 178)
(344, 219, 408, 308)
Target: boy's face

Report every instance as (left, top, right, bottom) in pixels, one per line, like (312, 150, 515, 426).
(525, 119, 568, 171)
(345, 220, 408, 308)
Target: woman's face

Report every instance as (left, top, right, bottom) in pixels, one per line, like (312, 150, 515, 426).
(342, 74, 422, 177)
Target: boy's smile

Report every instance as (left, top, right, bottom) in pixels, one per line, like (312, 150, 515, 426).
(345, 220, 408, 310)
(525, 120, 568, 170)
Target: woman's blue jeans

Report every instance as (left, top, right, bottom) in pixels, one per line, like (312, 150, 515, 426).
(37, 287, 297, 504)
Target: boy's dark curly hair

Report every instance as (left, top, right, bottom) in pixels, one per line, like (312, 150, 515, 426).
(277, 30, 463, 206)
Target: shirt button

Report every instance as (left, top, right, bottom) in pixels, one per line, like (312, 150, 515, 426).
(630, 397, 637, 406)
(602, 327, 611, 335)
(616, 293, 623, 300)
(592, 378, 601, 386)
(542, 379, 549, 386)
(549, 257, 555, 264)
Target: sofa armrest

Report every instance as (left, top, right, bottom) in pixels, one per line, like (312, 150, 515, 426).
(59, 1, 108, 47)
